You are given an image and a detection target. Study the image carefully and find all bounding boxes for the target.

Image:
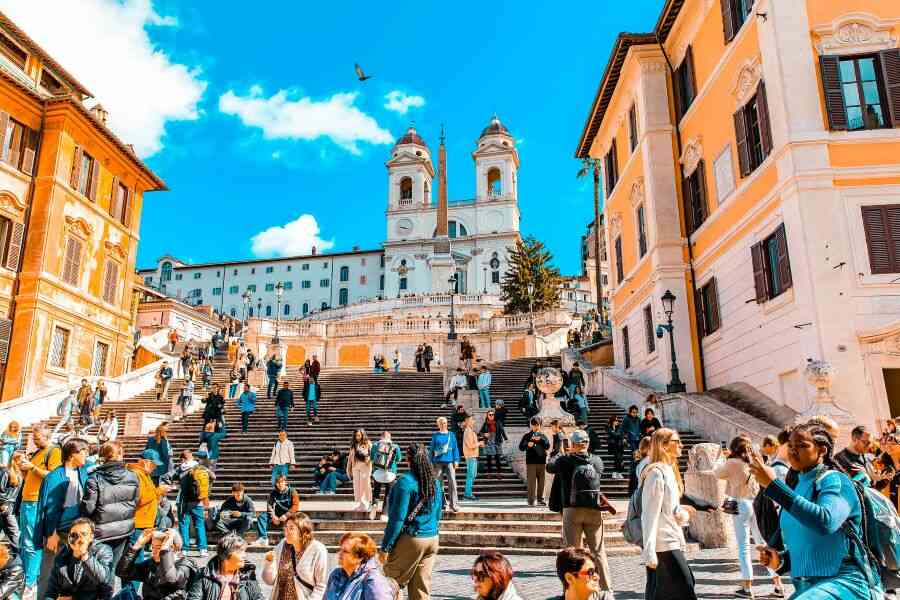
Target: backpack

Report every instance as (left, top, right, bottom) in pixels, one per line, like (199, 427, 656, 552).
(753, 459, 788, 546)
(180, 467, 203, 503)
(569, 456, 604, 509)
(622, 464, 663, 547)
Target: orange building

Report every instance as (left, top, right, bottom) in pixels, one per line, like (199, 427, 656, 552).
(0, 13, 165, 401)
(577, 1, 900, 428)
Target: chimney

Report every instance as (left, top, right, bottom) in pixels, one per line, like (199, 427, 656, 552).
(311, 246, 317, 256)
(90, 104, 109, 125)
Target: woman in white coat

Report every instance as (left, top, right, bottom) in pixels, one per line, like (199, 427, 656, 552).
(262, 512, 328, 600)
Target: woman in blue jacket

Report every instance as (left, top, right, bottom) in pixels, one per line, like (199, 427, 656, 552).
(749, 422, 880, 600)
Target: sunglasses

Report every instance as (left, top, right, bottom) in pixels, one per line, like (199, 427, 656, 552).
(577, 567, 599, 579)
(68, 531, 90, 542)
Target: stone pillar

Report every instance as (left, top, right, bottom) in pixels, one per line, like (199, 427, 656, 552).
(795, 360, 854, 449)
(684, 442, 734, 549)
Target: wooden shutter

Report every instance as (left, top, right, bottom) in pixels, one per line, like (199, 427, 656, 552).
(644, 305, 655, 353)
(774, 224, 793, 290)
(7, 123, 21, 169)
(20, 127, 37, 175)
(4, 221, 23, 271)
(734, 107, 751, 177)
(109, 176, 119, 214)
(721, 0, 737, 43)
(614, 236, 623, 282)
(682, 175, 695, 236)
(756, 82, 774, 157)
(694, 288, 706, 338)
(751, 241, 768, 302)
(88, 157, 100, 201)
(103, 260, 119, 304)
(0, 318, 11, 364)
(122, 187, 132, 228)
(63, 236, 82, 286)
(879, 49, 900, 127)
(70, 146, 82, 189)
(629, 104, 638, 150)
(695, 161, 709, 227)
(706, 278, 721, 333)
(862, 206, 895, 274)
(0, 112, 8, 162)
(684, 47, 697, 108)
(622, 326, 631, 369)
(672, 64, 684, 122)
(820, 55, 848, 130)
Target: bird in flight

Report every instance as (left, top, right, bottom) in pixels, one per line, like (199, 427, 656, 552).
(355, 63, 373, 81)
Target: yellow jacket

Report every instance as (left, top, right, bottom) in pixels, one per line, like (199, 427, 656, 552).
(127, 464, 161, 529)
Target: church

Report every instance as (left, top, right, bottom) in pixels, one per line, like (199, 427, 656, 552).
(139, 116, 523, 319)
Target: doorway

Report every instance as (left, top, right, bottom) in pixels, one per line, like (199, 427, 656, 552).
(883, 368, 900, 418)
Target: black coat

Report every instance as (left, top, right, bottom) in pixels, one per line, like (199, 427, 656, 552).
(187, 558, 262, 600)
(547, 452, 605, 512)
(0, 555, 23, 600)
(116, 546, 196, 600)
(46, 541, 114, 600)
(478, 420, 507, 445)
(518, 431, 550, 465)
(201, 394, 225, 423)
(82, 461, 140, 542)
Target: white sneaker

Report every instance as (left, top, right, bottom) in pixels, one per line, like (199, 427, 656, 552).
(22, 586, 35, 600)
(199, 549, 208, 557)
(256, 538, 269, 547)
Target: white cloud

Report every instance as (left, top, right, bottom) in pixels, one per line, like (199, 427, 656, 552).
(219, 88, 393, 155)
(384, 90, 425, 114)
(0, 0, 207, 157)
(251, 214, 335, 258)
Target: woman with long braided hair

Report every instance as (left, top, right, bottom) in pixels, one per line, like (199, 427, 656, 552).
(748, 422, 881, 599)
(379, 442, 442, 600)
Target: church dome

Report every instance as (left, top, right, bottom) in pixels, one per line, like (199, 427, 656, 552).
(479, 114, 511, 139)
(394, 125, 428, 148)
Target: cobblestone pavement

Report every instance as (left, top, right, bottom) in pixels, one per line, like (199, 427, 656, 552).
(243, 547, 794, 600)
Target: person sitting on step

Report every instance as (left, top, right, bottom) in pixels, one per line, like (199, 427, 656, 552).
(319, 450, 349, 495)
(255, 474, 299, 547)
(215, 482, 256, 537)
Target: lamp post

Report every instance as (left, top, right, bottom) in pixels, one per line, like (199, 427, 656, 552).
(257, 298, 262, 323)
(448, 274, 458, 341)
(483, 267, 487, 294)
(273, 281, 284, 345)
(526, 281, 535, 335)
(241, 290, 251, 333)
(659, 289, 686, 393)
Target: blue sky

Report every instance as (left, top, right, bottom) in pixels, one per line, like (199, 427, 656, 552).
(6, 0, 665, 274)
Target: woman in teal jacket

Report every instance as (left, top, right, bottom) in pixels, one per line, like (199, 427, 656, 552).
(749, 422, 880, 600)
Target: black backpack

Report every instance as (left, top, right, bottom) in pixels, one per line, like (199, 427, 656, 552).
(753, 459, 788, 545)
(569, 457, 604, 509)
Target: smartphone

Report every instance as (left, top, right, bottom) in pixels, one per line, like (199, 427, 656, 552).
(720, 441, 727, 450)
(562, 437, 571, 451)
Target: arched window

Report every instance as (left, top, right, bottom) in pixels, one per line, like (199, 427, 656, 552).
(490, 252, 501, 284)
(399, 277, 408, 291)
(339, 288, 349, 306)
(230, 307, 237, 317)
(161, 261, 173, 282)
(302, 302, 309, 315)
(339, 266, 349, 282)
(399, 177, 413, 201)
(283, 304, 290, 316)
(449, 220, 468, 239)
(265, 305, 272, 317)
(487, 168, 502, 197)
(321, 301, 328, 310)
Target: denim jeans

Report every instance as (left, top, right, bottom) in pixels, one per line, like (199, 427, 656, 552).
(732, 498, 765, 580)
(267, 377, 278, 398)
(306, 397, 318, 418)
(275, 406, 290, 431)
(228, 383, 238, 398)
(478, 389, 491, 409)
(271, 463, 290, 485)
(241, 411, 251, 432)
(320, 470, 349, 493)
(178, 503, 207, 551)
(464, 458, 478, 497)
(256, 512, 283, 540)
(19, 501, 40, 586)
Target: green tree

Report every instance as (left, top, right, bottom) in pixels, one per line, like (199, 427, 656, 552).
(501, 236, 562, 314)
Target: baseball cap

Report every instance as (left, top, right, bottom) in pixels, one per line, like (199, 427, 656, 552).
(140, 449, 163, 466)
(570, 430, 590, 445)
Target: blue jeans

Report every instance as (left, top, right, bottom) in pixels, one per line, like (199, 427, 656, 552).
(123, 528, 146, 592)
(320, 471, 349, 493)
(241, 411, 251, 432)
(228, 383, 238, 398)
(256, 511, 290, 540)
(732, 498, 769, 580)
(276, 406, 290, 431)
(478, 388, 491, 409)
(178, 503, 207, 551)
(267, 376, 278, 398)
(306, 397, 318, 418)
(19, 501, 40, 586)
(271, 463, 290, 485)
(393, 363, 400, 373)
(464, 458, 478, 498)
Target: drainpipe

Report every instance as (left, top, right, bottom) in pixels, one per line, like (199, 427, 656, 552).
(657, 36, 709, 392)
(0, 100, 46, 400)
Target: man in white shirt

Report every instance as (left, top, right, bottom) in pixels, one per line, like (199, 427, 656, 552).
(442, 369, 467, 408)
(269, 431, 295, 485)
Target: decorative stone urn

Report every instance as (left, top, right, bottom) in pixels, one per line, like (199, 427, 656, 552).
(535, 367, 575, 428)
(795, 359, 854, 449)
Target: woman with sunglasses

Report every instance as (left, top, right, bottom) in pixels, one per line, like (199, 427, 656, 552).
(472, 550, 521, 600)
(551, 547, 604, 600)
(479, 410, 507, 478)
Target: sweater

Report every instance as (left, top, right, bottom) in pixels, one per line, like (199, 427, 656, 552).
(462, 429, 480, 460)
(219, 494, 255, 519)
(261, 539, 328, 600)
(640, 463, 690, 567)
(270, 440, 296, 466)
(428, 432, 460, 464)
(621, 415, 641, 441)
(237, 391, 257, 413)
(714, 458, 759, 500)
(518, 431, 550, 465)
(381, 473, 443, 552)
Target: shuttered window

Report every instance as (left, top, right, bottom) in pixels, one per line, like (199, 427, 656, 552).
(673, 47, 697, 121)
(0, 115, 36, 175)
(0, 34, 27, 69)
(102, 260, 119, 304)
(604, 140, 618, 196)
(614, 236, 624, 284)
(0, 318, 11, 364)
(628, 104, 639, 151)
(643, 305, 655, 354)
(62, 236, 83, 286)
(91, 341, 109, 376)
(48, 325, 70, 369)
(696, 278, 721, 338)
(622, 326, 631, 369)
(821, 51, 900, 131)
(734, 82, 773, 177)
(682, 162, 709, 236)
(636, 204, 648, 257)
(721, 0, 753, 43)
(110, 179, 130, 225)
(861, 205, 900, 274)
(751, 224, 792, 303)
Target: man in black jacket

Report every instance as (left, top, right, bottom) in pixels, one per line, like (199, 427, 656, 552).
(82, 441, 140, 567)
(116, 528, 196, 600)
(519, 418, 550, 506)
(423, 343, 434, 372)
(274, 381, 294, 432)
(201, 384, 225, 426)
(215, 482, 255, 536)
(45, 518, 114, 600)
(0, 543, 23, 600)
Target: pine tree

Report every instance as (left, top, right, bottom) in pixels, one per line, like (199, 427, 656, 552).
(501, 236, 562, 314)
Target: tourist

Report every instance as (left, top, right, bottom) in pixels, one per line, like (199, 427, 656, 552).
(423, 343, 434, 373)
(310, 355, 321, 384)
(371, 431, 402, 512)
(477, 366, 492, 409)
(549, 420, 564, 458)
(168, 329, 178, 353)
(415, 345, 424, 372)
(883, 419, 898, 441)
(199, 420, 227, 472)
(82, 440, 140, 566)
(44, 518, 114, 600)
(640, 408, 661, 439)
(450, 404, 468, 452)
(0, 452, 22, 551)
(51, 392, 76, 440)
(520, 382, 539, 420)
(835, 425, 876, 485)
(201, 383, 226, 426)
(313, 457, 332, 495)
(246, 349, 256, 374)
(263, 512, 328, 599)
(567, 363, 585, 398)
(176, 450, 211, 557)
(570, 386, 588, 423)
(546, 430, 613, 595)
(622, 405, 641, 452)
(256, 474, 300, 547)
(179, 349, 191, 380)
(494, 400, 508, 427)
(18, 424, 62, 595)
(392, 349, 402, 374)
(462, 415, 482, 501)
(144, 424, 173, 484)
(372, 354, 384, 374)
(461, 337, 475, 373)
(606, 416, 625, 478)
(201, 360, 213, 387)
(269, 430, 296, 486)
(0, 543, 23, 600)
(176, 378, 195, 420)
(117, 528, 196, 599)
(96, 411, 118, 444)
(126, 449, 169, 564)
(156, 363, 173, 404)
(628, 436, 653, 496)
(381, 443, 443, 600)
(276, 380, 294, 431)
(228, 370, 241, 400)
(215, 482, 256, 537)
(238, 383, 257, 433)
(325, 532, 392, 599)
(429, 417, 460, 513)
(479, 410, 507, 478)
(471, 550, 522, 600)
(550, 547, 603, 600)
(443, 369, 466, 407)
(266, 354, 281, 398)
(305, 375, 321, 426)
(76, 379, 93, 430)
(348, 429, 373, 512)
(187, 534, 263, 600)
(749, 422, 878, 600)
(519, 417, 550, 506)
(320, 451, 350, 495)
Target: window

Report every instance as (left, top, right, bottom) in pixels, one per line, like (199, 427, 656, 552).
(251, 268, 256, 274)
(102, 260, 119, 304)
(673, 47, 697, 121)
(379, 274, 384, 290)
(248, 308, 254, 317)
(62, 236, 83, 286)
(602, 274, 608, 286)
(175, 273, 183, 281)
(265, 305, 272, 317)
(0, 34, 27, 69)
(636, 204, 648, 258)
(380, 255, 385, 268)
(92, 341, 109, 376)
(161, 262, 173, 281)
(399, 277, 408, 291)
(682, 162, 709, 235)
(229, 285, 239, 294)
(400, 177, 413, 201)
(194, 273, 202, 279)
(38, 69, 63, 94)
(287, 265, 292, 271)
(216, 271, 221, 277)
(212, 288, 222, 296)
(861, 205, 900, 274)
(320, 279, 330, 288)
(751, 224, 793, 303)
(323, 262, 328, 269)
(643, 305, 655, 354)
(266, 266, 274, 273)
(70, 148, 99, 200)
(614, 236, 624, 284)
(1, 117, 37, 174)
(492, 270, 500, 284)
(230, 308, 237, 317)
(247, 284, 257, 293)
(622, 326, 631, 369)
(696, 278, 721, 337)
(48, 325, 70, 369)
(339, 288, 349, 306)
(361, 258, 366, 266)
(340, 266, 349, 282)
(302, 264, 310, 271)
(734, 82, 773, 177)
(604, 140, 618, 196)
(360, 275, 367, 285)
(628, 104, 639, 151)
(448, 221, 468, 239)
(110, 181, 129, 225)
(721, 0, 754, 43)
(283, 281, 293, 290)
(302, 303, 309, 315)
(301, 280, 311, 289)
(265, 283, 275, 292)
(144, 276, 153, 285)
(821, 53, 899, 131)
(284, 304, 291, 316)
(233, 269, 238, 275)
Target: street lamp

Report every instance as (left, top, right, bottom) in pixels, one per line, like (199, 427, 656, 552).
(483, 266, 487, 294)
(257, 298, 262, 323)
(273, 281, 285, 345)
(447, 274, 458, 341)
(526, 281, 535, 335)
(657, 289, 686, 393)
(241, 289, 252, 333)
